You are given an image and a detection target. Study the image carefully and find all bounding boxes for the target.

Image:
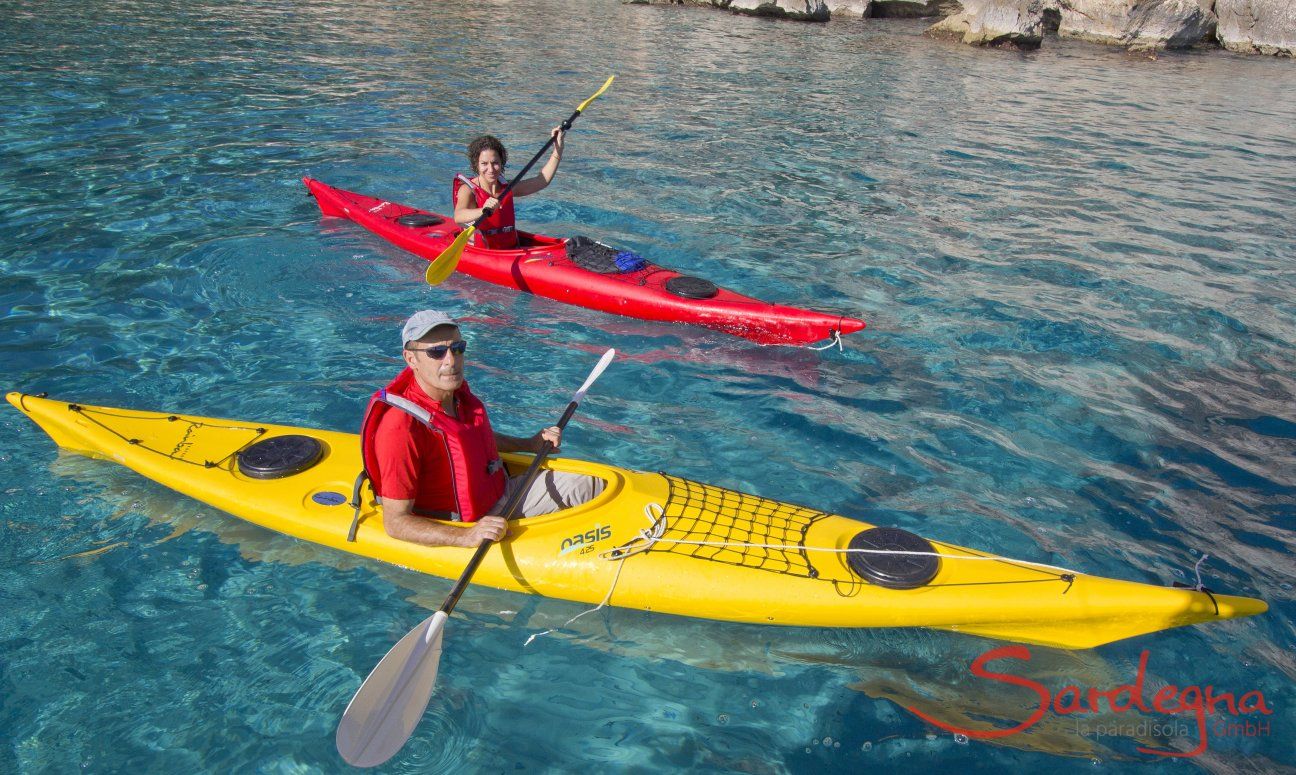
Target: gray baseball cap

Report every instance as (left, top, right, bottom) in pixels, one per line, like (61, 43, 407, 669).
(401, 310, 459, 346)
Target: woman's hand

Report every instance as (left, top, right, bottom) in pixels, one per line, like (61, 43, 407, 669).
(551, 127, 565, 157)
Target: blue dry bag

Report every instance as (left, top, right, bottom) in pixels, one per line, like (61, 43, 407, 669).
(614, 251, 647, 272)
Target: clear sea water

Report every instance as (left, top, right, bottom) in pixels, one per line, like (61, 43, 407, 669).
(2, 0, 1294, 771)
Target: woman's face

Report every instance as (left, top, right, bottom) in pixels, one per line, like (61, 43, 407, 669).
(476, 149, 503, 183)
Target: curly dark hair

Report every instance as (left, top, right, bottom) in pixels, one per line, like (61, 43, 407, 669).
(467, 135, 507, 169)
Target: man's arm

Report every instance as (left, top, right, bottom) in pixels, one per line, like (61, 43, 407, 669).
(373, 414, 508, 547)
(381, 498, 507, 547)
(494, 426, 562, 454)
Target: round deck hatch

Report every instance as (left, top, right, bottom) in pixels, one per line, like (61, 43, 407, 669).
(237, 435, 324, 479)
(845, 527, 940, 590)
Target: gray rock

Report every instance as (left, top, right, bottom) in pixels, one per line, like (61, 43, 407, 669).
(1131, 0, 1216, 47)
(1058, 0, 1216, 50)
(726, 0, 831, 19)
(873, 0, 961, 18)
(828, 0, 874, 17)
(928, 0, 1045, 47)
(1042, 0, 1062, 32)
(1216, 0, 1296, 55)
(1058, 0, 1127, 41)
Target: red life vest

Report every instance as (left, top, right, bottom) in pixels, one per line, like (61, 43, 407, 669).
(359, 368, 507, 522)
(453, 173, 519, 249)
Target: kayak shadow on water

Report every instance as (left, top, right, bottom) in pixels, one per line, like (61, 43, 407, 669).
(452, 267, 839, 389)
(615, 339, 829, 393)
(780, 629, 1164, 762)
(40, 454, 1160, 763)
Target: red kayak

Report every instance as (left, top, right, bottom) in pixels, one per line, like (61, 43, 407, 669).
(304, 178, 864, 345)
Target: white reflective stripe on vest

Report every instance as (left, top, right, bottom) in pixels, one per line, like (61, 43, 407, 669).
(379, 391, 432, 425)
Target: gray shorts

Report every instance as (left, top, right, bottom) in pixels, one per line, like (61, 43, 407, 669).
(490, 470, 605, 518)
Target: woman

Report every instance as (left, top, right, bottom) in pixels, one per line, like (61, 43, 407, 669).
(453, 128, 565, 249)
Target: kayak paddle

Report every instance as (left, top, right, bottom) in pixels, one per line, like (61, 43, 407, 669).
(424, 76, 616, 285)
(335, 348, 617, 768)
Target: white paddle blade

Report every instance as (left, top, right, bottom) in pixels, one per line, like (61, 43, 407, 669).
(336, 611, 449, 768)
(572, 348, 615, 404)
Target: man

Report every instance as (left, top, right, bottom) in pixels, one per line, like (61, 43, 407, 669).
(361, 310, 603, 548)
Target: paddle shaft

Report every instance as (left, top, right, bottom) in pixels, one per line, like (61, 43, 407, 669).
(473, 107, 587, 224)
(437, 398, 581, 615)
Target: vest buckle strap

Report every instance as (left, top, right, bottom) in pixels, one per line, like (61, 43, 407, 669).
(413, 507, 462, 521)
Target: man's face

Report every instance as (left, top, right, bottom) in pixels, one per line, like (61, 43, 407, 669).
(403, 325, 465, 394)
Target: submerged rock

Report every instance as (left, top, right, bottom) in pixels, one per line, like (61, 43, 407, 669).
(927, 0, 1046, 48)
(1216, 0, 1296, 56)
(727, 0, 831, 20)
(1057, 0, 1217, 51)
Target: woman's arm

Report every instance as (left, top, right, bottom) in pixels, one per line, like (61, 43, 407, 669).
(510, 127, 565, 198)
(454, 184, 500, 226)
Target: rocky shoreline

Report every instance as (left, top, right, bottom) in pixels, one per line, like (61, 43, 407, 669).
(627, 0, 1295, 57)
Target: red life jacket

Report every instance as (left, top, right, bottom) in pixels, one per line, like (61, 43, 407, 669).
(453, 173, 519, 249)
(359, 368, 507, 522)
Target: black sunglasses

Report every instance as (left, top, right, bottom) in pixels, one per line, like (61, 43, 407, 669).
(407, 340, 467, 359)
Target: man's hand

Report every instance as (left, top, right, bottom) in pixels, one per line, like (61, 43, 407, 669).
(531, 425, 562, 454)
(464, 516, 508, 546)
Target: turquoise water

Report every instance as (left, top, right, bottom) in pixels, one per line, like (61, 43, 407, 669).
(3, 0, 1294, 770)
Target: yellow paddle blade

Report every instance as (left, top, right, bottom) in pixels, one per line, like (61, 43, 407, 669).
(575, 76, 615, 114)
(424, 226, 473, 285)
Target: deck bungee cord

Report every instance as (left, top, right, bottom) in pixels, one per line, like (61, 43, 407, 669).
(53, 400, 268, 469)
(603, 515, 1084, 581)
(600, 474, 1080, 588)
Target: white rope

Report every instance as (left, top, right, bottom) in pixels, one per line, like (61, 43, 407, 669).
(1193, 553, 1210, 590)
(523, 503, 664, 647)
(598, 503, 665, 560)
(806, 329, 844, 352)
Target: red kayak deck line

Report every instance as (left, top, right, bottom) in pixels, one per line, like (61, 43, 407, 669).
(304, 178, 865, 345)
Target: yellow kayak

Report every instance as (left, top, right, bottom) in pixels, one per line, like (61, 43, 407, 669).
(8, 391, 1266, 650)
